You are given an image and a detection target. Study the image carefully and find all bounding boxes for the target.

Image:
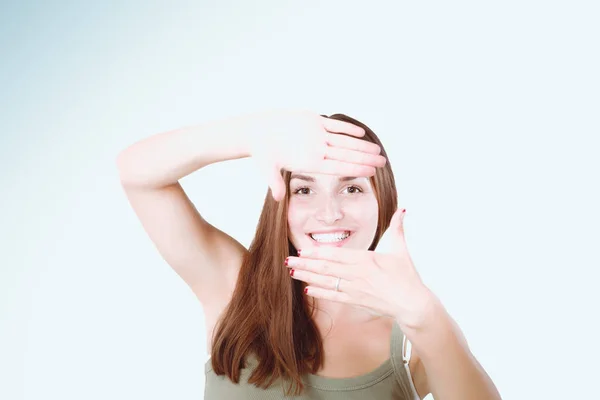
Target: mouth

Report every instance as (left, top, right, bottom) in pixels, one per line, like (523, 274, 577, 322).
(307, 231, 353, 247)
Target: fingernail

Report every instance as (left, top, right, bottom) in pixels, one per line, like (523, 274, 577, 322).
(297, 249, 302, 257)
(289, 269, 295, 277)
(284, 257, 289, 266)
(304, 287, 309, 294)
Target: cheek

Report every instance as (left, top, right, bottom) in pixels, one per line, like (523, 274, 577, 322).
(363, 208, 379, 224)
(349, 198, 379, 233)
(348, 197, 378, 216)
(287, 203, 307, 235)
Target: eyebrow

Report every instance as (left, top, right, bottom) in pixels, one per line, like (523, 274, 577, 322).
(290, 174, 359, 182)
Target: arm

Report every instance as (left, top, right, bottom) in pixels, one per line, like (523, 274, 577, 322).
(402, 296, 502, 400)
(116, 115, 253, 189)
(116, 116, 256, 330)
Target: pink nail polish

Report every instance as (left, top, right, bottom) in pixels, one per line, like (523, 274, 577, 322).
(290, 269, 295, 277)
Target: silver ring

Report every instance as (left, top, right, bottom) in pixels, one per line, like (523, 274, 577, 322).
(334, 277, 341, 292)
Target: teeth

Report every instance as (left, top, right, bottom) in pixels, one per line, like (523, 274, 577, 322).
(310, 232, 350, 243)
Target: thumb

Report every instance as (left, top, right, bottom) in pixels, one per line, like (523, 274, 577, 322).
(253, 155, 286, 202)
(375, 208, 407, 254)
(268, 166, 286, 202)
(390, 207, 407, 240)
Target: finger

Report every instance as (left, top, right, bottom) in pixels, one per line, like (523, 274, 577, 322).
(290, 269, 341, 290)
(310, 160, 376, 177)
(321, 117, 366, 137)
(298, 246, 371, 265)
(286, 256, 354, 280)
(325, 133, 381, 155)
(324, 146, 387, 168)
(304, 286, 353, 303)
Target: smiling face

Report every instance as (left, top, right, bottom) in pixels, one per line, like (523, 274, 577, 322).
(287, 173, 379, 251)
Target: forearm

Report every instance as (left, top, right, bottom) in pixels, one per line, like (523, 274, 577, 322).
(402, 297, 502, 400)
(116, 115, 254, 189)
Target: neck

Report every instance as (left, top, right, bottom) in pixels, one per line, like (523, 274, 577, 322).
(310, 298, 385, 337)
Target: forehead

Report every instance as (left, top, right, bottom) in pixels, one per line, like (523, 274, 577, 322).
(290, 173, 371, 185)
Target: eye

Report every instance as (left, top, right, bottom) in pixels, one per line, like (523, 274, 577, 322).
(292, 185, 364, 196)
(344, 185, 363, 194)
(293, 186, 312, 195)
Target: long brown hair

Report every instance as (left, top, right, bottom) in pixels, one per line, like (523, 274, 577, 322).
(210, 113, 399, 396)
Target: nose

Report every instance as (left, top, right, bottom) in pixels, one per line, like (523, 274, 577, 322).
(315, 196, 344, 224)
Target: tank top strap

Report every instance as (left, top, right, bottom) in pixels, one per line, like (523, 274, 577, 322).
(390, 321, 406, 375)
(390, 321, 417, 399)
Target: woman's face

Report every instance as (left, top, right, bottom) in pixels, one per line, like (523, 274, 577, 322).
(287, 173, 379, 251)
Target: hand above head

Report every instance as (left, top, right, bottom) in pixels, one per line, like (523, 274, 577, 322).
(245, 110, 387, 201)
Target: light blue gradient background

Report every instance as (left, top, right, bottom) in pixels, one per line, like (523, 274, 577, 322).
(1, 1, 598, 399)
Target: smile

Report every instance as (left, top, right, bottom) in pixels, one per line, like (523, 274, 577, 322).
(307, 231, 353, 246)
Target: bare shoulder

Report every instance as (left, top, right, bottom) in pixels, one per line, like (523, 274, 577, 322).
(408, 346, 431, 399)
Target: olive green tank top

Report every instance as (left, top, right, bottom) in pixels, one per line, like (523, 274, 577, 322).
(204, 321, 420, 399)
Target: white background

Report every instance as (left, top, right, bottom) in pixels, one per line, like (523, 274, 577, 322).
(1, 1, 599, 399)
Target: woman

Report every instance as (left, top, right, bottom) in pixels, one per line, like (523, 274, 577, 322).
(117, 110, 502, 399)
